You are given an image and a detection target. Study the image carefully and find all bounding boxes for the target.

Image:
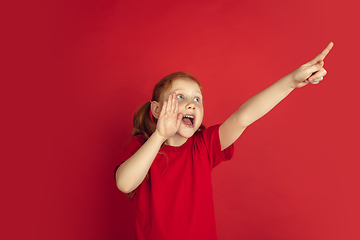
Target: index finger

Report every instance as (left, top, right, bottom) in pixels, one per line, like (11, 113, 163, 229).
(310, 42, 334, 65)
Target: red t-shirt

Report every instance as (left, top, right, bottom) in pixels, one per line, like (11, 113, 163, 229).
(117, 125, 234, 240)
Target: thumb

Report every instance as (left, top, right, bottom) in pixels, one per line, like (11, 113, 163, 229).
(307, 60, 324, 75)
(176, 113, 183, 126)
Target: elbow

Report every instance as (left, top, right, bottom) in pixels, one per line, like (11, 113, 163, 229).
(234, 112, 251, 128)
(115, 174, 135, 193)
(118, 186, 133, 194)
(237, 118, 251, 128)
(115, 163, 145, 194)
(116, 179, 134, 194)
(115, 168, 134, 194)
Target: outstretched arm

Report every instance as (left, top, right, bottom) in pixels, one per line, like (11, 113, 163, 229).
(219, 42, 334, 150)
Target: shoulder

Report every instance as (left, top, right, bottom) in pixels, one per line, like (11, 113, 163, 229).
(195, 125, 221, 142)
(196, 124, 234, 167)
(192, 125, 222, 152)
(129, 134, 146, 146)
(120, 134, 146, 159)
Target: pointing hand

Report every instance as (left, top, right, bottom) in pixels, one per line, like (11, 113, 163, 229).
(290, 42, 334, 88)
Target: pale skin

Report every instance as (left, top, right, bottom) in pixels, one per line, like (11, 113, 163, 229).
(116, 42, 334, 193)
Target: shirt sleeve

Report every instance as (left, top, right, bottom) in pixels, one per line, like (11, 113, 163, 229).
(113, 135, 145, 178)
(200, 125, 235, 168)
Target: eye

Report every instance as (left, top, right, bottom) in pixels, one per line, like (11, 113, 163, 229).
(194, 97, 201, 102)
(177, 94, 184, 99)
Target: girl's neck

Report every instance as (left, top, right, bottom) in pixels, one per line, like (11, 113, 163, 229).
(165, 134, 189, 147)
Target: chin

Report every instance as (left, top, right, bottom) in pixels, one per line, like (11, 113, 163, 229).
(178, 125, 201, 138)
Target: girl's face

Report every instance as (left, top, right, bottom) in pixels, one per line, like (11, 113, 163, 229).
(161, 78, 204, 142)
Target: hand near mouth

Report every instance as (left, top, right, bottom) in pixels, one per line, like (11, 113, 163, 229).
(156, 92, 184, 139)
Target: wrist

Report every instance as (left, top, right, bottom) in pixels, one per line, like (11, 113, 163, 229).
(285, 72, 297, 89)
(153, 129, 167, 142)
(283, 72, 297, 90)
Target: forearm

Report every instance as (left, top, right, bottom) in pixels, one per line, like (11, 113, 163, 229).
(115, 130, 166, 193)
(235, 74, 295, 127)
(219, 43, 333, 150)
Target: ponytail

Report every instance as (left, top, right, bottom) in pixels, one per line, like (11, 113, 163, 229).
(132, 101, 156, 142)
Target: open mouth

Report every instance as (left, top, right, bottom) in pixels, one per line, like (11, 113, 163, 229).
(182, 114, 195, 127)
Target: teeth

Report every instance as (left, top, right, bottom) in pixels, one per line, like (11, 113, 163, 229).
(183, 115, 194, 118)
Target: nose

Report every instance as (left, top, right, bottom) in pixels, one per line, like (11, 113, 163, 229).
(186, 101, 195, 110)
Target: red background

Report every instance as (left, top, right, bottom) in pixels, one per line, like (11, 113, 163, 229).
(3, 0, 360, 239)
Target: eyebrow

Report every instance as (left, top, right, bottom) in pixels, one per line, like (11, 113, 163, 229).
(173, 89, 203, 95)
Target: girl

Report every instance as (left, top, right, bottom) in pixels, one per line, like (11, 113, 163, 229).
(115, 42, 334, 240)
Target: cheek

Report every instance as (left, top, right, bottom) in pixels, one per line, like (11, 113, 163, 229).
(178, 101, 187, 109)
(196, 108, 204, 120)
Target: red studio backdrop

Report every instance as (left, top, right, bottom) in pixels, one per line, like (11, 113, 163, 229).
(3, 0, 360, 239)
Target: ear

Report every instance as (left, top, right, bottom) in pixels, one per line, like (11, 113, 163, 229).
(150, 101, 161, 119)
